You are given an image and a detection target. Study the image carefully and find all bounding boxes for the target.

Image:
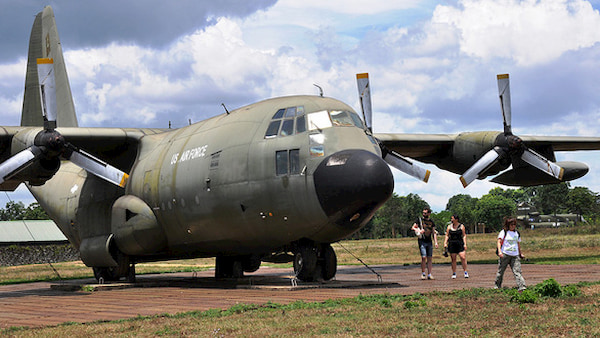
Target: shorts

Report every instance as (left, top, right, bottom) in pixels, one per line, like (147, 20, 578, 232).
(419, 240, 433, 257)
(448, 241, 464, 254)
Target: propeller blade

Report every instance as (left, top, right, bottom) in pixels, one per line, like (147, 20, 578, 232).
(37, 58, 57, 127)
(67, 148, 129, 187)
(356, 73, 372, 132)
(497, 73, 511, 134)
(383, 151, 431, 183)
(459, 147, 502, 188)
(0, 147, 42, 184)
(520, 148, 564, 180)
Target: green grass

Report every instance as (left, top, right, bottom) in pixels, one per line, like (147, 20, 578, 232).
(4, 280, 599, 336)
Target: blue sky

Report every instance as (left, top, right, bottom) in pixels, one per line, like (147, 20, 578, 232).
(2, 0, 600, 211)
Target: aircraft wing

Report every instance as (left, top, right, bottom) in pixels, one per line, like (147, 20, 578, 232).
(519, 135, 600, 151)
(377, 133, 600, 158)
(56, 127, 168, 171)
(0, 126, 168, 191)
(374, 133, 456, 158)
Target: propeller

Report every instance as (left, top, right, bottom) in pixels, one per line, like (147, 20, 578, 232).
(0, 58, 129, 188)
(356, 73, 430, 183)
(459, 74, 564, 187)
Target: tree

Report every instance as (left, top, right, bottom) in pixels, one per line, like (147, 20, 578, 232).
(398, 193, 430, 237)
(445, 194, 477, 227)
(524, 183, 570, 214)
(474, 194, 516, 231)
(489, 187, 528, 204)
(565, 186, 598, 217)
(23, 202, 50, 220)
(0, 201, 26, 221)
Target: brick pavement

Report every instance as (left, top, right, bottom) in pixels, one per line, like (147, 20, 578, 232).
(0, 263, 598, 328)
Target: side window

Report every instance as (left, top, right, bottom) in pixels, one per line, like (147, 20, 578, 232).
(289, 149, 300, 174)
(276, 150, 288, 176)
(275, 149, 301, 175)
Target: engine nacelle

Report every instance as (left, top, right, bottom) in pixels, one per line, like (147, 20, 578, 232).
(491, 161, 589, 186)
(111, 195, 167, 256)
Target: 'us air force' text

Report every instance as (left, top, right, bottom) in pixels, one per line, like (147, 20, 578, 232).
(170, 145, 208, 165)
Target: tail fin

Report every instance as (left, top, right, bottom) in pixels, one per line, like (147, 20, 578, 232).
(21, 6, 78, 127)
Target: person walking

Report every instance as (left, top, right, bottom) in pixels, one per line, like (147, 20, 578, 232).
(444, 214, 469, 279)
(412, 208, 438, 280)
(494, 216, 527, 291)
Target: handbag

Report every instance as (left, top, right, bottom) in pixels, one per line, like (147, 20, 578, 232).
(415, 218, 424, 239)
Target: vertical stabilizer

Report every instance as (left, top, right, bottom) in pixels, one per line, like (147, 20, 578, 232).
(21, 6, 77, 127)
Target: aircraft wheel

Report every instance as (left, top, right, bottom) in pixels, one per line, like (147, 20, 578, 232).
(215, 256, 244, 278)
(320, 244, 337, 281)
(293, 246, 317, 281)
(93, 266, 120, 282)
(242, 255, 261, 273)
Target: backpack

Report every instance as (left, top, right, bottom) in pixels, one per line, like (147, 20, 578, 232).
(496, 229, 519, 256)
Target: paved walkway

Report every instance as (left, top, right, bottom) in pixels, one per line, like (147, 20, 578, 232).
(0, 263, 598, 328)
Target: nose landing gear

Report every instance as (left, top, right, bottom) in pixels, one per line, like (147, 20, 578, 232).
(293, 242, 337, 282)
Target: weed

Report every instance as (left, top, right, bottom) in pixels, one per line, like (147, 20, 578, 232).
(535, 278, 563, 297)
(511, 289, 538, 303)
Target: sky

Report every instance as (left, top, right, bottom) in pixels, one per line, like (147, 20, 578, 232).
(1, 0, 600, 211)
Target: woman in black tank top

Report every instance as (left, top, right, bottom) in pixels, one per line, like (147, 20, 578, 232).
(444, 215, 469, 279)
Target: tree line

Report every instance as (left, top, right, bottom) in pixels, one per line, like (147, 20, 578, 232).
(0, 201, 49, 221)
(353, 183, 600, 239)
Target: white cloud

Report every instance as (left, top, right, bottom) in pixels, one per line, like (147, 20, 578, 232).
(433, 0, 600, 66)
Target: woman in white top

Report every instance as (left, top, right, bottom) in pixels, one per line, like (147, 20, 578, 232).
(494, 216, 526, 291)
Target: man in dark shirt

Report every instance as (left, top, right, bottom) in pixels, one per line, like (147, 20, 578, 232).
(411, 207, 438, 279)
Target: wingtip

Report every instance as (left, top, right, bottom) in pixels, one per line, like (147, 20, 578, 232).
(356, 73, 369, 79)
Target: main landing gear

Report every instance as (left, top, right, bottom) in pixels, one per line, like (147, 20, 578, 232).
(293, 242, 337, 282)
(92, 250, 136, 283)
(215, 255, 262, 279)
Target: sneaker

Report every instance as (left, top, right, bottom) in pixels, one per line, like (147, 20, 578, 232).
(421, 273, 426, 280)
(427, 274, 434, 280)
(451, 273, 456, 279)
(464, 271, 469, 278)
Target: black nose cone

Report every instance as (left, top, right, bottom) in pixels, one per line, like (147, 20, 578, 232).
(313, 149, 394, 230)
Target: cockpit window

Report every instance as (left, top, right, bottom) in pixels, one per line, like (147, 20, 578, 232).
(330, 111, 354, 127)
(284, 107, 296, 118)
(350, 112, 365, 129)
(296, 115, 306, 134)
(265, 120, 281, 138)
(265, 106, 306, 138)
(272, 109, 285, 119)
(280, 119, 294, 136)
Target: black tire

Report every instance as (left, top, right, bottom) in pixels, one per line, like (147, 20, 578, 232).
(320, 244, 337, 281)
(215, 256, 244, 278)
(242, 256, 261, 273)
(93, 266, 120, 282)
(293, 246, 317, 281)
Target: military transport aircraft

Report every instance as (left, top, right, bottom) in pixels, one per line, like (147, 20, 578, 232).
(3, 6, 600, 283)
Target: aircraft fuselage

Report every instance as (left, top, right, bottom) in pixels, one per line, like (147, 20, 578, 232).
(31, 95, 393, 270)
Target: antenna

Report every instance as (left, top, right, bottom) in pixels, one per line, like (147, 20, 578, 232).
(313, 84, 323, 97)
(221, 103, 230, 115)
